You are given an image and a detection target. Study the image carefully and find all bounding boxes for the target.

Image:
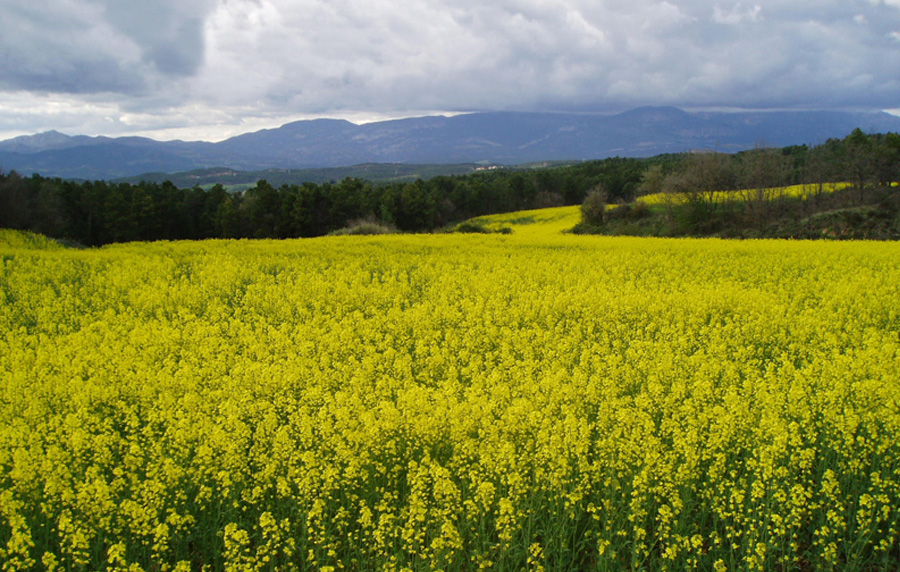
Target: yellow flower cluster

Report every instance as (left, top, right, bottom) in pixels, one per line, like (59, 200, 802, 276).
(1, 219, 899, 571)
(635, 182, 851, 208)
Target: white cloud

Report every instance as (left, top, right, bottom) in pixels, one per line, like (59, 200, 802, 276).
(713, 3, 762, 24)
(1, 0, 900, 140)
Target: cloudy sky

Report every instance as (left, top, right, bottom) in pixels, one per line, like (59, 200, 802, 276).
(1, 0, 899, 141)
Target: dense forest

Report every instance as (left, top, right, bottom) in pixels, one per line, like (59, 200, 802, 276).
(0, 156, 659, 245)
(1, 129, 898, 245)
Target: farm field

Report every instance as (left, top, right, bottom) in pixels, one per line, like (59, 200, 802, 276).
(632, 183, 852, 208)
(1, 216, 900, 571)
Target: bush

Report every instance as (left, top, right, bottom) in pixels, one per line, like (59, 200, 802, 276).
(606, 200, 651, 222)
(581, 187, 608, 225)
(329, 217, 396, 236)
(454, 221, 493, 233)
(606, 203, 631, 221)
(631, 201, 651, 219)
(453, 221, 512, 234)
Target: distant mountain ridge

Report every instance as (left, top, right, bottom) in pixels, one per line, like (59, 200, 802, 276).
(2, 107, 899, 180)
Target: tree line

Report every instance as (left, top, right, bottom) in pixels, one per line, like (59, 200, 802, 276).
(0, 157, 654, 245)
(639, 130, 900, 201)
(2, 129, 897, 245)
(579, 130, 900, 237)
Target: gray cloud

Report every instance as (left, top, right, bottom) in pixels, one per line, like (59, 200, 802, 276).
(0, 1, 143, 93)
(98, 0, 214, 75)
(0, 0, 215, 94)
(193, 0, 900, 112)
(1, 0, 899, 139)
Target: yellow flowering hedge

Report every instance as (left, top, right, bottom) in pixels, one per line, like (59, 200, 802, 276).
(1, 219, 899, 571)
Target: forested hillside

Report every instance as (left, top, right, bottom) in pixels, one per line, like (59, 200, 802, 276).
(1, 129, 897, 244)
(5, 108, 898, 180)
(0, 157, 654, 245)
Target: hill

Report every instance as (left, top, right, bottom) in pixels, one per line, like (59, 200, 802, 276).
(2, 107, 899, 180)
(111, 163, 510, 189)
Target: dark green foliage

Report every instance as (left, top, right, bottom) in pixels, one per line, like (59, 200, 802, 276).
(580, 187, 608, 226)
(774, 188, 900, 240)
(0, 154, 658, 244)
(606, 201, 651, 222)
(452, 220, 512, 234)
(453, 221, 494, 233)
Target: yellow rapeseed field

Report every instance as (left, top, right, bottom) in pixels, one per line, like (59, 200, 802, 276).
(634, 183, 851, 208)
(1, 218, 899, 571)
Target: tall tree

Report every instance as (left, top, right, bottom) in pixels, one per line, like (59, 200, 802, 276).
(843, 128, 875, 203)
(738, 146, 792, 220)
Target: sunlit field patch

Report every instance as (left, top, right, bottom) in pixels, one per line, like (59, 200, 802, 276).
(1, 220, 899, 571)
(633, 182, 852, 208)
(469, 205, 581, 238)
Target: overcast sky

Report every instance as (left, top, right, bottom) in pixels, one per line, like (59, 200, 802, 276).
(1, 0, 899, 141)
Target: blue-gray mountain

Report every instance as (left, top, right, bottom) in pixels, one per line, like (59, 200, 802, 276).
(2, 107, 899, 180)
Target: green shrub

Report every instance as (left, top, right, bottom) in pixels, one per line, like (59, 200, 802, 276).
(452, 221, 513, 234)
(329, 218, 396, 236)
(454, 221, 493, 233)
(580, 187, 608, 225)
(631, 201, 651, 219)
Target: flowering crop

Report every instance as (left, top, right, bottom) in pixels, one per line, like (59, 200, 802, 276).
(1, 219, 899, 571)
(635, 182, 851, 208)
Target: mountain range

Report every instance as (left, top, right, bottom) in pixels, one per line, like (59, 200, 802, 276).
(2, 107, 899, 181)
